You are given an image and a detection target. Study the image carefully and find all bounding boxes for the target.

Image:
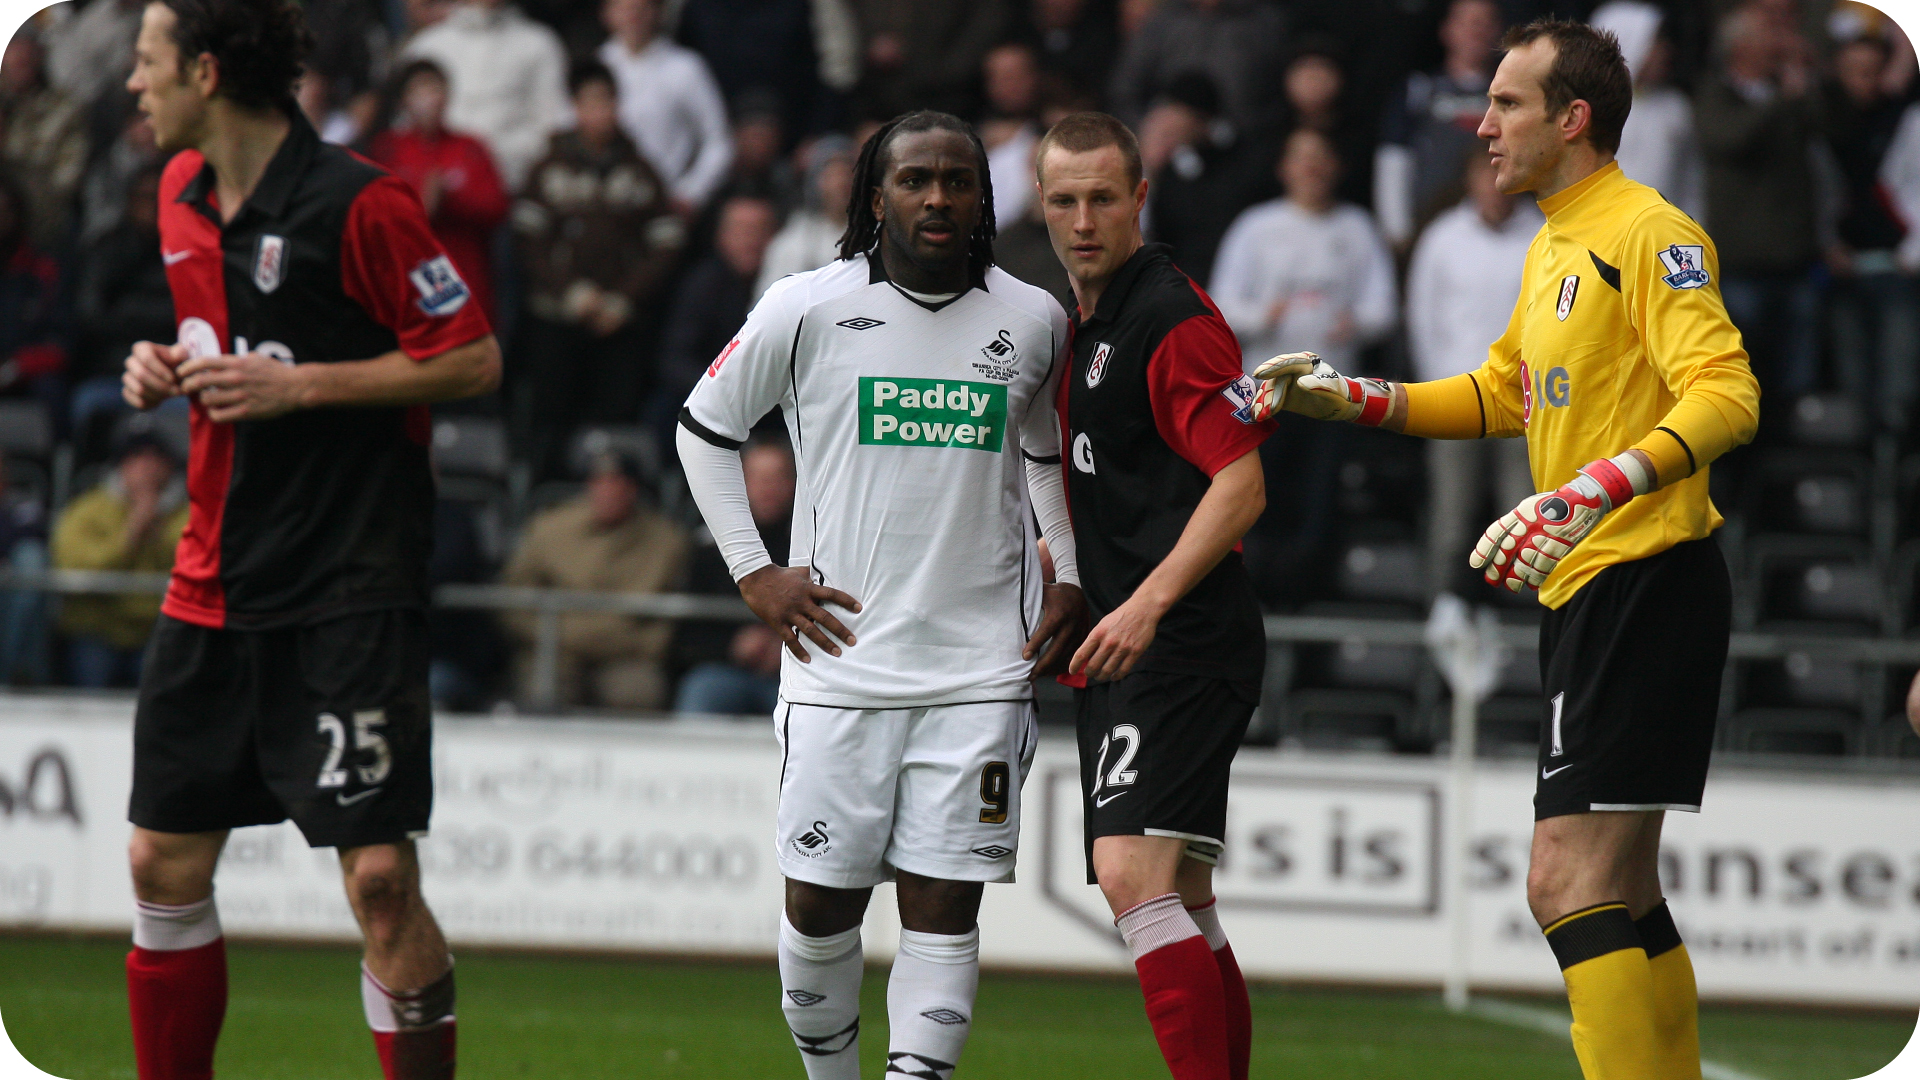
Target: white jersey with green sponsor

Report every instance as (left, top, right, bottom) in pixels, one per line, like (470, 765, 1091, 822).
(682, 254, 1070, 708)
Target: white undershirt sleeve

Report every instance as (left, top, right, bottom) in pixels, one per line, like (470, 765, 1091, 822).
(1024, 458, 1078, 588)
(677, 424, 775, 581)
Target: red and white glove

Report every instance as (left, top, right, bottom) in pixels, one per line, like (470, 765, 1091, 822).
(1250, 354, 1394, 426)
(1471, 455, 1651, 592)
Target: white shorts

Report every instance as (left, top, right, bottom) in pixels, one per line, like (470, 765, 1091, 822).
(774, 698, 1038, 889)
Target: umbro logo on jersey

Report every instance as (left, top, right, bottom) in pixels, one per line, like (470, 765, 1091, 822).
(1556, 275, 1579, 321)
(836, 317, 885, 330)
(787, 990, 826, 1007)
(970, 844, 1012, 859)
(1086, 342, 1114, 387)
(253, 234, 289, 294)
(791, 820, 832, 857)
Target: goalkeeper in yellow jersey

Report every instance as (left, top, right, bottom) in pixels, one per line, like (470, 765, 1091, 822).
(1254, 19, 1757, 1080)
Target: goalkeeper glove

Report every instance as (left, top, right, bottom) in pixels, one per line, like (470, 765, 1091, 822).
(1470, 454, 1651, 592)
(1250, 353, 1395, 426)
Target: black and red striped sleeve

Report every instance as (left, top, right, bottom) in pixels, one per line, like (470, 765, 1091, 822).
(1146, 312, 1274, 476)
(340, 174, 492, 359)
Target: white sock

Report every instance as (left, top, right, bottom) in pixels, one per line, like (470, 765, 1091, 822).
(779, 914, 864, 1079)
(885, 927, 979, 1080)
(1185, 898, 1229, 952)
(132, 895, 222, 951)
(1114, 892, 1203, 961)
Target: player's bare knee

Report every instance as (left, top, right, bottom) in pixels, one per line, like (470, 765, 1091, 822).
(342, 845, 419, 926)
(128, 830, 217, 905)
(896, 874, 982, 935)
(783, 878, 868, 937)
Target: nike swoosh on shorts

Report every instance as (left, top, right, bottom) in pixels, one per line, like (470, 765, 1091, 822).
(1094, 791, 1128, 808)
(1542, 764, 1573, 780)
(336, 787, 383, 806)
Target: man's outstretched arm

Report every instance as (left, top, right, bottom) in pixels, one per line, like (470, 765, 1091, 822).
(169, 335, 502, 421)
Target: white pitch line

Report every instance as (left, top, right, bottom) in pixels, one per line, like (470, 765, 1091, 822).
(1464, 998, 1771, 1080)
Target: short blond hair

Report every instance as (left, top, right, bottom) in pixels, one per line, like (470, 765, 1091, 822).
(1036, 111, 1143, 187)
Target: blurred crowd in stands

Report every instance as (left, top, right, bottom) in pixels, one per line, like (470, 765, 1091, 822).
(0, 0, 1917, 724)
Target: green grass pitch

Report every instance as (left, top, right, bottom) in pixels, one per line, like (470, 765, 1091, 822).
(0, 934, 1910, 1079)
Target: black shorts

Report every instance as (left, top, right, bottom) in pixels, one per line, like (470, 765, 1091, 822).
(1535, 537, 1730, 821)
(1076, 670, 1256, 882)
(130, 609, 433, 849)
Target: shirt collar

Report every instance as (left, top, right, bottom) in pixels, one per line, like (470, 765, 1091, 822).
(175, 110, 319, 226)
(1078, 242, 1167, 328)
(866, 250, 971, 311)
(1535, 160, 1626, 226)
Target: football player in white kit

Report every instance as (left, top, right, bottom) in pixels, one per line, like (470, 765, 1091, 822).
(677, 111, 1087, 1080)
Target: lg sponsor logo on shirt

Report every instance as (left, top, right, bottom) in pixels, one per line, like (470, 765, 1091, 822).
(1517, 360, 1571, 425)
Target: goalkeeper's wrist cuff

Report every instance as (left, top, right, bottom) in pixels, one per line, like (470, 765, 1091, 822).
(1346, 377, 1393, 427)
(1577, 453, 1654, 513)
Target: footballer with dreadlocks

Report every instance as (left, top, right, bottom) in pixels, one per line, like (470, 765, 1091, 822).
(678, 110, 1087, 1080)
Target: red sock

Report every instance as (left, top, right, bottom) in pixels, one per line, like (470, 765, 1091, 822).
(372, 1022, 457, 1080)
(127, 939, 227, 1080)
(364, 963, 457, 1080)
(1212, 941, 1251, 1080)
(1133, 935, 1232, 1079)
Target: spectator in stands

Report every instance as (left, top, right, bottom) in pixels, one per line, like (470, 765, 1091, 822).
(1824, 30, 1920, 435)
(0, 30, 86, 251)
(402, 0, 570, 190)
(675, 0, 830, 142)
(514, 60, 685, 482)
(71, 165, 171, 458)
(1697, 3, 1823, 398)
(371, 59, 512, 323)
(1885, 100, 1920, 277)
(1139, 71, 1278, 286)
(1405, 153, 1539, 596)
(1373, 0, 1503, 249)
(0, 175, 69, 418)
(1592, 1, 1704, 220)
(1024, 0, 1118, 104)
(78, 104, 159, 245)
(725, 92, 795, 205)
(1211, 127, 1397, 376)
(1279, 40, 1373, 209)
(755, 133, 853, 299)
(598, 0, 734, 216)
(501, 448, 688, 709)
(850, 0, 1011, 120)
(1107, 0, 1287, 134)
(649, 194, 779, 441)
(674, 437, 793, 715)
(52, 427, 186, 689)
(41, 0, 140, 110)
(0, 447, 49, 685)
(981, 42, 1044, 227)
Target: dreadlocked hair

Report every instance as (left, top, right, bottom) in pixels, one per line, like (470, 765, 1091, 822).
(838, 111, 996, 287)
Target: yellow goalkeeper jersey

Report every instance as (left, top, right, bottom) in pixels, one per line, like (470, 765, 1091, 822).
(1404, 161, 1760, 608)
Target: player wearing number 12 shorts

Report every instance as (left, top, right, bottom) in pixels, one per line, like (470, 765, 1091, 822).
(119, 1, 500, 1077)
(1039, 112, 1275, 1080)
(678, 111, 1086, 1080)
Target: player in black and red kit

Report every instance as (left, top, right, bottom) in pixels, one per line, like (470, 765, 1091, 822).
(1037, 113, 1272, 1080)
(119, 1, 499, 1077)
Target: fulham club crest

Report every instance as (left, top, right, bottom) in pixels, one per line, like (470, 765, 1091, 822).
(1556, 275, 1579, 321)
(1086, 342, 1114, 387)
(252, 234, 288, 294)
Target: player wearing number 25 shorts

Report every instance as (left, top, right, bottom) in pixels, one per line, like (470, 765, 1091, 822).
(121, 1, 500, 1074)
